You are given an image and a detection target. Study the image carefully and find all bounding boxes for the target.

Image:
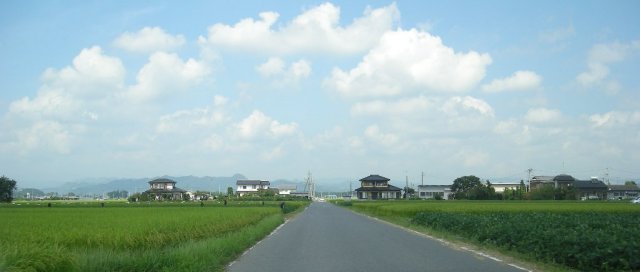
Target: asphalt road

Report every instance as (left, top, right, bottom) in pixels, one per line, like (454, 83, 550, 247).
(228, 202, 526, 272)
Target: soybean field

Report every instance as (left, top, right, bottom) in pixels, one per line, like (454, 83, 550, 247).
(338, 200, 640, 272)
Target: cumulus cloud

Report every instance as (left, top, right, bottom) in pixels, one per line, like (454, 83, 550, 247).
(12, 121, 72, 155)
(524, 108, 562, 124)
(364, 124, 398, 146)
(482, 70, 542, 93)
(351, 96, 432, 116)
(256, 57, 311, 83)
(41, 46, 125, 97)
(325, 29, 492, 98)
(156, 108, 227, 134)
(589, 111, 640, 128)
(235, 110, 298, 140)
(441, 96, 494, 117)
(126, 52, 210, 101)
(198, 3, 399, 55)
(576, 40, 640, 91)
(113, 27, 185, 53)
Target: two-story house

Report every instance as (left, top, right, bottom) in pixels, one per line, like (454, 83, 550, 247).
(144, 178, 187, 200)
(236, 180, 270, 196)
(355, 174, 402, 200)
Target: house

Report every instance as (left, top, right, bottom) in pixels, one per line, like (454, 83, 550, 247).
(491, 182, 522, 193)
(573, 178, 608, 200)
(354, 174, 402, 200)
(273, 184, 297, 195)
(417, 185, 451, 200)
(530, 175, 574, 190)
(607, 185, 639, 200)
(236, 180, 270, 196)
(144, 178, 187, 200)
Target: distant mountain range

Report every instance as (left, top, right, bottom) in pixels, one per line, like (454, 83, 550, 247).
(36, 174, 354, 195)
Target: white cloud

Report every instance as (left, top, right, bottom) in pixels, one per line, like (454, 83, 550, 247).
(261, 146, 284, 161)
(441, 96, 494, 117)
(198, 3, 399, 55)
(351, 96, 432, 116)
(524, 107, 562, 124)
(156, 107, 227, 134)
(364, 124, 398, 146)
(482, 70, 542, 93)
(326, 28, 492, 98)
(126, 52, 210, 101)
(42, 46, 125, 97)
(13, 121, 72, 155)
(539, 25, 575, 44)
(576, 40, 640, 88)
(256, 57, 311, 83)
(235, 110, 298, 140)
(113, 27, 185, 53)
(589, 111, 640, 128)
(9, 90, 80, 120)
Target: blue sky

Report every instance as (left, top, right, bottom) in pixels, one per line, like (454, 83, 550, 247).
(1, 1, 639, 188)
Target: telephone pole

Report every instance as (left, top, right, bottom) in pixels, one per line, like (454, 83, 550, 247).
(527, 168, 533, 192)
(421, 171, 424, 186)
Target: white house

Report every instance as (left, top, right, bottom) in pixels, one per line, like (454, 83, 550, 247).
(417, 185, 452, 200)
(274, 184, 297, 195)
(491, 182, 522, 193)
(236, 180, 270, 196)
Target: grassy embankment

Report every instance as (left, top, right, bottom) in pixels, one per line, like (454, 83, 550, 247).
(333, 200, 640, 272)
(0, 200, 308, 272)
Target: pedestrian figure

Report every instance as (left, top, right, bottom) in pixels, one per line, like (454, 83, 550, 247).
(200, 201, 204, 207)
(262, 201, 264, 206)
(101, 202, 105, 208)
(224, 199, 227, 206)
(280, 202, 285, 210)
(47, 202, 51, 208)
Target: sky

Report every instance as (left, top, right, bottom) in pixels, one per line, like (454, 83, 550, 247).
(1, 1, 639, 188)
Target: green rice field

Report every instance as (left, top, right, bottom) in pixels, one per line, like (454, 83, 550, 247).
(0, 200, 308, 272)
(339, 200, 640, 271)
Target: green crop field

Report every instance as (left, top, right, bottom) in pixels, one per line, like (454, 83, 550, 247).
(337, 200, 640, 271)
(0, 200, 308, 272)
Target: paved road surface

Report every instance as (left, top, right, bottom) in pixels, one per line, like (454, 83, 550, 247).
(228, 202, 526, 272)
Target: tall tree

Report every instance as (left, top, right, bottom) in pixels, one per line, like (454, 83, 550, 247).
(0, 176, 17, 203)
(451, 175, 482, 200)
(625, 180, 637, 186)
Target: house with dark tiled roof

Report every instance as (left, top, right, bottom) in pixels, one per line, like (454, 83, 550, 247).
(573, 178, 608, 200)
(607, 185, 639, 200)
(144, 178, 187, 200)
(355, 174, 402, 200)
(236, 180, 270, 196)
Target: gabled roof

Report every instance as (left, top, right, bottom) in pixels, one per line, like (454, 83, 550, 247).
(573, 179, 607, 190)
(608, 185, 640, 191)
(237, 180, 270, 186)
(144, 187, 186, 193)
(274, 184, 297, 190)
(148, 178, 177, 184)
(553, 174, 575, 182)
(531, 176, 554, 182)
(417, 185, 451, 189)
(355, 184, 402, 192)
(360, 174, 390, 182)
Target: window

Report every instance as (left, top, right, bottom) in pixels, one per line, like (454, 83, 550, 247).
(420, 192, 426, 197)
(252, 185, 256, 189)
(242, 186, 246, 189)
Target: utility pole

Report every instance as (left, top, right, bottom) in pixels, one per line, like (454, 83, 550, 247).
(405, 175, 409, 199)
(527, 168, 533, 192)
(421, 171, 424, 186)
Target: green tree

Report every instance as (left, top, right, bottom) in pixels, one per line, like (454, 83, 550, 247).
(227, 187, 234, 196)
(625, 180, 637, 186)
(0, 176, 18, 202)
(451, 175, 482, 199)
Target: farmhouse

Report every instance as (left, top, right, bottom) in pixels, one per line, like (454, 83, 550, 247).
(355, 174, 402, 200)
(573, 178, 608, 200)
(417, 185, 452, 200)
(144, 178, 187, 200)
(273, 184, 297, 195)
(491, 182, 522, 193)
(236, 180, 270, 196)
(607, 185, 639, 200)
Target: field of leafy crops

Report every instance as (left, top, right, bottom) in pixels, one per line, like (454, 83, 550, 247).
(342, 201, 640, 271)
(0, 200, 308, 271)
